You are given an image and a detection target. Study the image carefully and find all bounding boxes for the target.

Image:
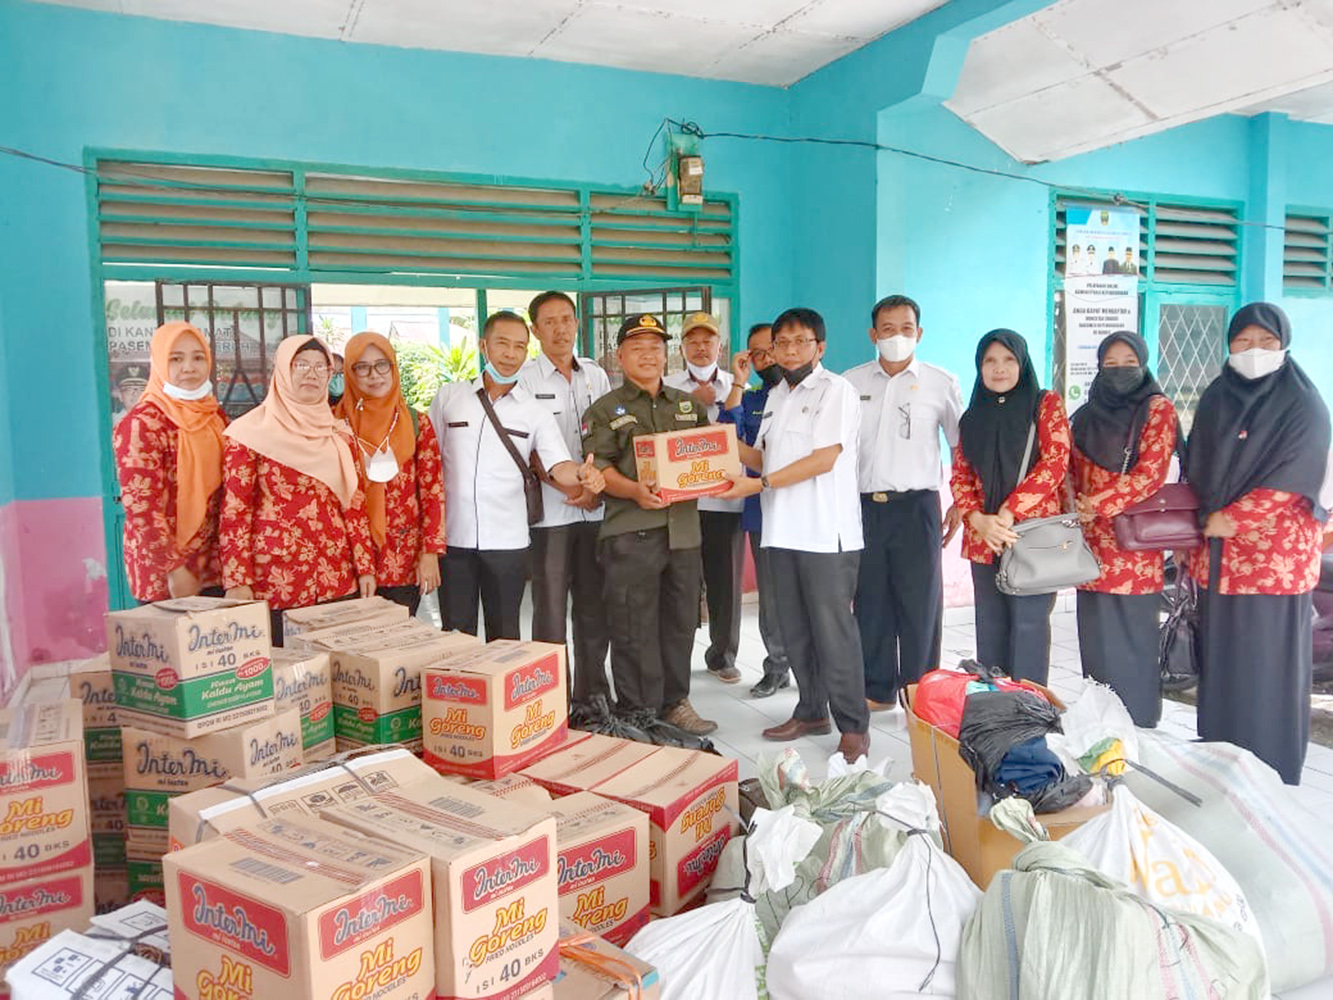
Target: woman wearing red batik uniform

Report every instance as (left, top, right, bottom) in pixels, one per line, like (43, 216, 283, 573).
(1070, 331, 1178, 728)
(335, 331, 446, 617)
(220, 335, 375, 643)
(951, 329, 1071, 685)
(114, 322, 227, 602)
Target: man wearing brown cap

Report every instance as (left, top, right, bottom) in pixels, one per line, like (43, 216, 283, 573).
(582, 314, 717, 737)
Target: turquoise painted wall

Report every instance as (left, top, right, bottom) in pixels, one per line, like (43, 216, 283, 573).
(0, 0, 796, 503)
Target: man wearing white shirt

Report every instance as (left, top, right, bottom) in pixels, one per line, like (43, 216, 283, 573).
(664, 312, 744, 683)
(723, 307, 870, 763)
(519, 291, 613, 703)
(845, 295, 964, 712)
(430, 311, 603, 640)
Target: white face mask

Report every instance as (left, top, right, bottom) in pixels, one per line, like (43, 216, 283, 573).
(1228, 347, 1287, 381)
(163, 379, 214, 401)
(686, 361, 717, 383)
(877, 335, 917, 364)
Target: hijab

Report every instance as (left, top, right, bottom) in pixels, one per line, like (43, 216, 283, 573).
(136, 322, 226, 550)
(224, 336, 359, 509)
(1069, 331, 1166, 472)
(959, 329, 1045, 513)
(1186, 302, 1330, 516)
(334, 331, 416, 547)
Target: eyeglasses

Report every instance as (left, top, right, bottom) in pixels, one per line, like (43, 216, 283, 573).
(291, 361, 330, 377)
(351, 359, 393, 377)
(773, 337, 818, 351)
(749, 348, 775, 361)
(898, 403, 911, 440)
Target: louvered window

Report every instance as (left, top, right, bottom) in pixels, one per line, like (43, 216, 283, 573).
(93, 158, 736, 286)
(1283, 212, 1332, 290)
(1054, 198, 1239, 285)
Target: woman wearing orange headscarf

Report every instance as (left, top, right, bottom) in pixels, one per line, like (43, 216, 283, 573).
(220, 335, 375, 641)
(114, 322, 228, 602)
(335, 332, 446, 616)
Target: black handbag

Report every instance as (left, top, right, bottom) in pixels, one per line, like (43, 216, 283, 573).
(1159, 562, 1199, 693)
(476, 387, 544, 526)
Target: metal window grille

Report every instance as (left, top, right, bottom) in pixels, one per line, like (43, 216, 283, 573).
(1157, 303, 1227, 433)
(582, 287, 712, 383)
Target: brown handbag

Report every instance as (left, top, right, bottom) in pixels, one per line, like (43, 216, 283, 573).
(1112, 429, 1202, 551)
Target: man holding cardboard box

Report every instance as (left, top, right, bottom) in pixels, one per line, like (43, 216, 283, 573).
(723, 307, 870, 762)
(582, 314, 717, 738)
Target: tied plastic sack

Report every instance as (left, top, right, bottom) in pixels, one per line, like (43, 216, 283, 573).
(1062, 783, 1263, 947)
(1056, 679, 1140, 776)
(1124, 731, 1333, 991)
(766, 782, 981, 1000)
(958, 691, 1090, 813)
(627, 805, 821, 1000)
(957, 838, 1270, 1000)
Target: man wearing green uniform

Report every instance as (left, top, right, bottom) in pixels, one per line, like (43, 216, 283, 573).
(582, 314, 717, 736)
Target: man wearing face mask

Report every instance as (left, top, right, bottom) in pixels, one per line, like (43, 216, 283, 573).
(844, 295, 964, 714)
(665, 312, 744, 685)
(429, 311, 604, 640)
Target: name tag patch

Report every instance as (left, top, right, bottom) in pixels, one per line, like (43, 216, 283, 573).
(674, 413, 695, 422)
(536, 393, 556, 400)
(447, 421, 469, 428)
(609, 414, 637, 429)
(860, 395, 872, 401)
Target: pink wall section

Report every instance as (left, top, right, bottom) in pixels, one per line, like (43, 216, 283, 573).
(0, 497, 108, 693)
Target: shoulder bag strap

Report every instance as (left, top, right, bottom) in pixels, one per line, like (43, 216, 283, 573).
(476, 387, 540, 485)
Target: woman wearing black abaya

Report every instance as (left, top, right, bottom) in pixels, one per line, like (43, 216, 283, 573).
(951, 330, 1072, 684)
(1071, 332, 1179, 727)
(1186, 302, 1330, 784)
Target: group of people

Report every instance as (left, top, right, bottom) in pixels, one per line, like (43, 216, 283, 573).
(114, 292, 1330, 782)
(1065, 245, 1139, 276)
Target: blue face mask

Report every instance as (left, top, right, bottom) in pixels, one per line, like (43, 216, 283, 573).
(484, 360, 520, 385)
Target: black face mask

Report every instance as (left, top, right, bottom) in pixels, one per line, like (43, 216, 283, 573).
(781, 361, 815, 387)
(755, 362, 783, 388)
(1100, 365, 1144, 394)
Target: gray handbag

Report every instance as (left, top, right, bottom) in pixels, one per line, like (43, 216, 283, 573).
(994, 420, 1101, 596)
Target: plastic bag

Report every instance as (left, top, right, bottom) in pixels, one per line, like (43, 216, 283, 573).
(957, 691, 1062, 789)
(1062, 784, 1262, 946)
(627, 805, 820, 1000)
(1059, 679, 1140, 770)
(1124, 732, 1333, 991)
(767, 784, 980, 999)
(912, 664, 1032, 738)
(957, 841, 1270, 1000)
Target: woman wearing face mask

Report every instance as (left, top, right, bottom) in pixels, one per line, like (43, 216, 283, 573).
(114, 322, 227, 602)
(220, 336, 376, 642)
(1185, 302, 1331, 784)
(951, 329, 1071, 684)
(1070, 332, 1178, 727)
(335, 332, 446, 617)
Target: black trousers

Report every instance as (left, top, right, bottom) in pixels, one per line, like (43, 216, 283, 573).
(378, 583, 423, 619)
(530, 522, 611, 701)
(1077, 590, 1161, 728)
(700, 511, 744, 672)
(768, 547, 869, 735)
(855, 490, 944, 702)
(601, 529, 701, 715)
(438, 547, 528, 640)
(749, 532, 790, 680)
(971, 561, 1056, 685)
(1198, 587, 1313, 785)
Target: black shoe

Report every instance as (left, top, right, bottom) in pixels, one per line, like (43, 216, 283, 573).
(750, 673, 790, 699)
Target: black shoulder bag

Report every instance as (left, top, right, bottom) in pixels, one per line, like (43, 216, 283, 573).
(476, 388, 544, 526)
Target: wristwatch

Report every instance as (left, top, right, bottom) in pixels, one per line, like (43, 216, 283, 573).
(760, 475, 772, 491)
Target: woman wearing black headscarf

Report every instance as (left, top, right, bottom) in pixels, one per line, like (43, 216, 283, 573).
(1070, 332, 1179, 727)
(1185, 302, 1330, 784)
(951, 330, 1072, 684)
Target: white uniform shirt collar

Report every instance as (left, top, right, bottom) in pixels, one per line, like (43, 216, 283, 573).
(873, 355, 920, 380)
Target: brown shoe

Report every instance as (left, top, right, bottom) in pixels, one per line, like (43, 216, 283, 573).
(662, 699, 717, 736)
(762, 716, 832, 741)
(866, 698, 896, 712)
(838, 731, 871, 764)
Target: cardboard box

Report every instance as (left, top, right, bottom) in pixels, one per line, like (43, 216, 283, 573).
(122, 710, 303, 852)
(472, 774, 553, 806)
(423, 640, 569, 779)
(126, 859, 164, 906)
(546, 793, 649, 946)
(93, 868, 130, 914)
(555, 921, 660, 1000)
(293, 615, 446, 655)
(632, 423, 740, 503)
(903, 683, 1110, 888)
(168, 747, 436, 850)
(0, 700, 91, 887)
(519, 734, 650, 799)
(5, 926, 172, 1000)
(106, 597, 274, 738)
(166, 815, 435, 1000)
(87, 775, 124, 837)
(0, 868, 96, 981)
(324, 625, 480, 752)
(14, 657, 122, 773)
(323, 784, 560, 1000)
(280, 595, 409, 641)
(93, 834, 126, 870)
(271, 648, 336, 760)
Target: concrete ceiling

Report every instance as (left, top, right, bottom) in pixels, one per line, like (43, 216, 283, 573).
(946, 0, 1333, 163)
(35, 0, 947, 86)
